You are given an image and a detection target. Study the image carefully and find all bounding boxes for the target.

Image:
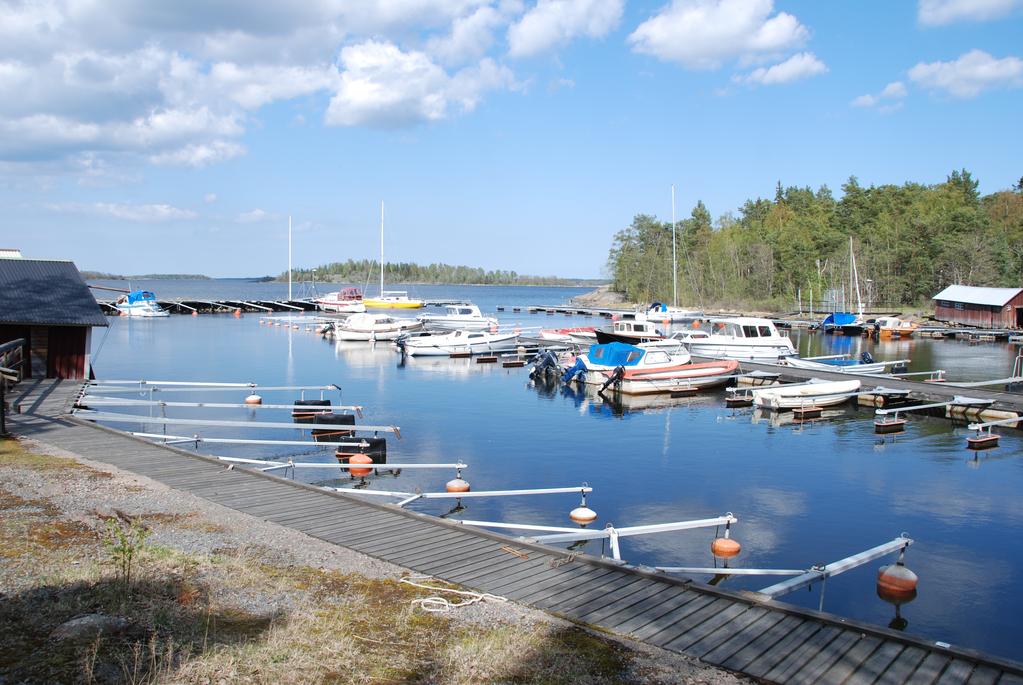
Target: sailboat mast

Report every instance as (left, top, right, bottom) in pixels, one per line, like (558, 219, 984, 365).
(288, 215, 292, 301)
(379, 201, 385, 296)
(671, 184, 678, 308)
(850, 236, 863, 317)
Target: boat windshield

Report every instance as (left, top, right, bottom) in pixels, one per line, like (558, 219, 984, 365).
(711, 322, 742, 337)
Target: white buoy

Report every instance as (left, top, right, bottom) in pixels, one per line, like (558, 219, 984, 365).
(569, 491, 597, 525)
(244, 393, 262, 405)
(446, 477, 471, 493)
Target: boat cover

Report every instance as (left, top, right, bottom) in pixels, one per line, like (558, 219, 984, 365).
(586, 342, 645, 367)
(126, 290, 157, 303)
(821, 312, 857, 327)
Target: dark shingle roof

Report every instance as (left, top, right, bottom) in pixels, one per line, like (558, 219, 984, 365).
(0, 259, 109, 327)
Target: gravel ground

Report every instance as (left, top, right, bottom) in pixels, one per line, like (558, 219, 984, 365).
(2, 435, 749, 684)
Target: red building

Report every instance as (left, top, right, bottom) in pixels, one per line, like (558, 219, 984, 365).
(0, 251, 108, 379)
(932, 285, 1023, 329)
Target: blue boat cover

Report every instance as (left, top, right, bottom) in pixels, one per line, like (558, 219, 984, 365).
(586, 342, 645, 367)
(126, 290, 157, 304)
(821, 312, 857, 327)
(649, 302, 668, 312)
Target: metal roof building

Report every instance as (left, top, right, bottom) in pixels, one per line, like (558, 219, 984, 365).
(933, 284, 1023, 329)
(0, 253, 108, 379)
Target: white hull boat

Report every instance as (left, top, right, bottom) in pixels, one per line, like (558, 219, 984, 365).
(334, 313, 423, 341)
(114, 290, 169, 317)
(752, 379, 861, 410)
(315, 288, 366, 313)
(673, 317, 795, 360)
(564, 342, 740, 395)
(782, 356, 887, 375)
(417, 304, 497, 331)
(398, 329, 520, 357)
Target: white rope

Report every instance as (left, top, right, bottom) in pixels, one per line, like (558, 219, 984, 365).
(399, 574, 507, 613)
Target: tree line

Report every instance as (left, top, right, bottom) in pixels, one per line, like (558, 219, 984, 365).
(606, 171, 1023, 311)
(284, 260, 603, 287)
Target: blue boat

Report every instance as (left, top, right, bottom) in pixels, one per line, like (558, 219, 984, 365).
(820, 311, 863, 336)
(114, 290, 169, 317)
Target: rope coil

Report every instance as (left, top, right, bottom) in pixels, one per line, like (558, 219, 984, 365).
(400, 574, 508, 613)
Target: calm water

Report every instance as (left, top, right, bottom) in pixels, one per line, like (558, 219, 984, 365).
(87, 282, 1023, 661)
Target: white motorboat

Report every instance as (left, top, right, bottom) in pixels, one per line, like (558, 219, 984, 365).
(315, 287, 366, 313)
(782, 355, 888, 375)
(333, 312, 423, 341)
(397, 329, 520, 357)
(538, 327, 597, 345)
(417, 304, 497, 331)
(114, 290, 169, 317)
(594, 315, 664, 344)
(646, 302, 704, 322)
(672, 317, 795, 360)
(752, 379, 861, 410)
(562, 342, 739, 395)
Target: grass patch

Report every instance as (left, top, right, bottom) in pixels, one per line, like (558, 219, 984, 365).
(0, 438, 676, 685)
(0, 436, 109, 478)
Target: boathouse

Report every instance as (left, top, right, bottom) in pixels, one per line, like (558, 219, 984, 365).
(932, 284, 1023, 329)
(0, 250, 108, 379)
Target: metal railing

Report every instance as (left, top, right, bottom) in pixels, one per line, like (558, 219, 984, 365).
(0, 338, 26, 436)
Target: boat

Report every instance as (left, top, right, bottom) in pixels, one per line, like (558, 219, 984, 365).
(671, 317, 796, 360)
(114, 290, 169, 317)
(872, 316, 918, 338)
(646, 302, 703, 322)
(594, 315, 665, 344)
(396, 329, 520, 357)
(314, 287, 366, 313)
(538, 327, 597, 345)
(752, 379, 862, 410)
(820, 237, 866, 335)
(333, 312, 423, 341)
(782, 353, 888, 375)
(364, 201, 423, 309)
(417, 303, 497, 331)
(563, 342, 739, 395)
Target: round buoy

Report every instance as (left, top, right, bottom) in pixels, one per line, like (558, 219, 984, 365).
(191, 310, 198, 317)
(711, 537, 742, 558)
(244, 393, 262, 405)
(877, 563, 918, 595)
(446, 477, 471, 493)
(348, 453, 373, 478)
(569, 505, 597, 525)
(234, 308, 241, 318)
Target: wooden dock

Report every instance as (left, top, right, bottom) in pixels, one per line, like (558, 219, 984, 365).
(7, 378, 1023, 684)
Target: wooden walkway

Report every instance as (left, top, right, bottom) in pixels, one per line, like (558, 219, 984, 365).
(7, 378, 1023, 684)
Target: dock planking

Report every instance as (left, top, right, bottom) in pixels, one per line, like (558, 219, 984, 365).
(8, 379, 1023, 685)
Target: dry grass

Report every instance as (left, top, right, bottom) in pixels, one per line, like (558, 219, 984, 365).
(0, 437, 653, 685)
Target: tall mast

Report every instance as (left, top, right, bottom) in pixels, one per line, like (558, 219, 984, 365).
(850, 236, 863, 317)
(288, 215, 292, 301)
(671, 184, 678, 308)
(379, 201, 385, 296)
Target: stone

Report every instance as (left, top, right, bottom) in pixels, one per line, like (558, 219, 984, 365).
(50, 614, 132, 643)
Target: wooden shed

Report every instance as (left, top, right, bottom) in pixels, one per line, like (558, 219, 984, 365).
(0, 252, 109, 379)
(932, 285, 1023, 329)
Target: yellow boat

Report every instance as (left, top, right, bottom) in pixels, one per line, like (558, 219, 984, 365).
(366, 202, 423, 309)
(364, 291, 423, 308)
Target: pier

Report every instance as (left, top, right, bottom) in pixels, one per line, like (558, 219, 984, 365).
(7, 378, 1023, 684)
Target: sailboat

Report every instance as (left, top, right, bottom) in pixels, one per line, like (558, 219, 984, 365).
(363, 201, 424, 309)
(821, 237, 864, 335)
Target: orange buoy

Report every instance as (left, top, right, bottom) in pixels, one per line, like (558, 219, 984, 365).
(877, 563, 918, 594)
(191, 310, 198, 317)
(711, 536, 742, 558)
(446, 477, 471, 493)
(348, 453, 374, 478)
(233, 308, 241, 318)
(569, 505, 597, 525)
(244, 393, 262, 405)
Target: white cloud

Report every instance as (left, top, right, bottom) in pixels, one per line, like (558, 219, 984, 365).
(428, 6, 505, 65)
(237, 208, 271, 223)
(628, 0, 808, 69)
(918, 0, 1023, 26)
(204, 192, 217, 203)
(909, 49, 1023, 98)
(507, 0, 624, 58)
(150, 141, 246, 167)
(325, 41, 516, 127)
(733, 52, 827, 85)
(851, 80, 907, 108)
(49, 201, 198, 222)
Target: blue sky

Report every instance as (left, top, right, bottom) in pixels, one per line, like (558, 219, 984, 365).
(1, 0, 1021, 279)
